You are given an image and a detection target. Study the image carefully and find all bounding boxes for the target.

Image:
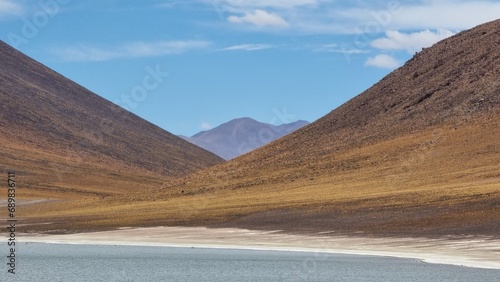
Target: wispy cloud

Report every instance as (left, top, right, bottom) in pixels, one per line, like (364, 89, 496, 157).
(371, 30, 455, 54)
(223, 44, 274, 51)
(364, 54, 401, 69)
(0, 0, 23, 18)
(315, 43, 369, 54)
(156, 1, 185, 9)
(207, 0, 318, 10)
(52, 40, 211, 62)
(228, 9, 288, 28)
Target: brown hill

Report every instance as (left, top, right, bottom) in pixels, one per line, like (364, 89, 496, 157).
(0, 40, 224, 199)
(21, 20, 500, 236)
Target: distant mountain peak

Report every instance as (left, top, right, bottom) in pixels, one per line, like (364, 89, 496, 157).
(184, 118, 309, 160)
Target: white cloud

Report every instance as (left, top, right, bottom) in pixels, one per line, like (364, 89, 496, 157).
(0, 0, 23, 18)
(52, 40, 211, 62)
(315, 43, 369, 54)
(207, 0, 318, 10)
(364, 54, 401, 69)
(200, 122, 213, 130)
(223, 44, 274, 51)
(228, 9, 288, 28)
(371, 29, 455, 54)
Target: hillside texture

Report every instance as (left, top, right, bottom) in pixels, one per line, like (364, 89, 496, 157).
(0, 41, 224, 199)
(19, 20, 500, 236)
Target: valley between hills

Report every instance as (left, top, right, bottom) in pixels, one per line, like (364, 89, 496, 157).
(2, 20, 499, 238)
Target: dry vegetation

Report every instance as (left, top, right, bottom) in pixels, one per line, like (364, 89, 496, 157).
(3, 20, 500, 237)
(19, 119, 500, 236)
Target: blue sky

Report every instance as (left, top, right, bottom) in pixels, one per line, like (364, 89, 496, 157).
(0, 0, 498, 136)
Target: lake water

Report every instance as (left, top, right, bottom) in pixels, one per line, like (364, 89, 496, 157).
(8, 243, 500, 281)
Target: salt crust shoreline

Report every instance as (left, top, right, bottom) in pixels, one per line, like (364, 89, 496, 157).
(11, 226, 500, 270)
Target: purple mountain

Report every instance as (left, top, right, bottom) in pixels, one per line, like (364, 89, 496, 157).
(181, 118, 309, 160)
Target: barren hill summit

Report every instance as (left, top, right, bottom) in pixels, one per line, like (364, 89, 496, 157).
(22, 20, 500, 236)
(0, 40, 224, 199)
(237, 19, 499, 167)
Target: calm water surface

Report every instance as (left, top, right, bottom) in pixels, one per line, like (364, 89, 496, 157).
(9, 243, 500, 281)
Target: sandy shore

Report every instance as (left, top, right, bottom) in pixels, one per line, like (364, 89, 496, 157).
(11, 227, 500, 269)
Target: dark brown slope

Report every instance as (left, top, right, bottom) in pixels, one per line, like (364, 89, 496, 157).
(235, 19, 499, 167)
(21, 20, 499, 236)
(200, 19, 499, 175)
(0, 41, 223, 198)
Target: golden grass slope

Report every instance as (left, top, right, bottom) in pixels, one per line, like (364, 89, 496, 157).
(17, 20, 500, 236)
(20, 119, 500, 236)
